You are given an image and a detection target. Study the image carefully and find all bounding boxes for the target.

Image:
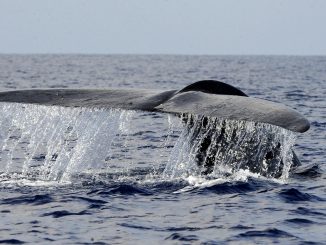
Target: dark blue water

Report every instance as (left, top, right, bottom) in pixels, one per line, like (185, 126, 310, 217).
(0, 55, 325, 244)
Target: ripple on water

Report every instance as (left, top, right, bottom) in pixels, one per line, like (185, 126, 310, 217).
(279, 188, 324, 202)
(285, 218, 316, 225)
(165, 233, 199, 242)
(0, 239, 25, 244)
(87, 184, 153, 196)
(1, 194, 53, 206)
(41, 210, 91, 218)
(237, 228, 296, 238)
(292, 207, 326, 217)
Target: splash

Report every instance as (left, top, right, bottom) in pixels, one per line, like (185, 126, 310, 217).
(0, 103, 137, 184)
(0, 102, 296, 186)
(163, 114, 296, 180)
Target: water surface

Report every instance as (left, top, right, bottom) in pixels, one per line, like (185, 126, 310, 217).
(0, 55, 325, 244)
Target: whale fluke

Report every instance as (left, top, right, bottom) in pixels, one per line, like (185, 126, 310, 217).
(0, 80, 310, 133)
(156, 92, 310, 133)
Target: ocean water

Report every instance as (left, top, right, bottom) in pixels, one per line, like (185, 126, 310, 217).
(0, 54, 325, 244)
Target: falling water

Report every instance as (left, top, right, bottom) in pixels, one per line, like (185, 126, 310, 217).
(0, 103, 139, 183)
(0, 102, 296, 185)
(163, 114, 296, 180)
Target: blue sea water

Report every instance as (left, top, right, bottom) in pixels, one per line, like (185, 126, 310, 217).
(0, 55, 325, 244)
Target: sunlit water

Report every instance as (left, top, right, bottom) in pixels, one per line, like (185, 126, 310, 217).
(0, 55, 325, 244)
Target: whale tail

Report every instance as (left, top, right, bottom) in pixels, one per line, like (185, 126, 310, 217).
(0, 80, 309, 133)
(0, 80, 309, 178)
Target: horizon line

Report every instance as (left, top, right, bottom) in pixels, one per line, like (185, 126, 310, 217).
(0, 52, 325, 57)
